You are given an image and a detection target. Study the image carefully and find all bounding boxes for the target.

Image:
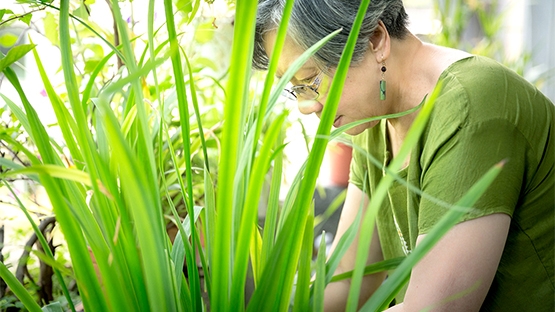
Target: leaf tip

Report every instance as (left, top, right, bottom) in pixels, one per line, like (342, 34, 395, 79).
(496, 158, 508, 168)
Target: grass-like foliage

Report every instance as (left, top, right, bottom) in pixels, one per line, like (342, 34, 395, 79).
(0, 0, 503, 311)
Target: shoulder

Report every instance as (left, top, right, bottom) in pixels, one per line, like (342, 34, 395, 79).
(419, 55, 544, 168)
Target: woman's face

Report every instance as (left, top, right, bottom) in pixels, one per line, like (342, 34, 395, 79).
(263, 31, 386, 136)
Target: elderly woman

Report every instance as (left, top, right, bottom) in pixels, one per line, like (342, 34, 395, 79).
(253, 0, 554, 311)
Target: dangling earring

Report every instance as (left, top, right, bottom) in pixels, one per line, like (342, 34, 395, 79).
(380, 60, 387, 101)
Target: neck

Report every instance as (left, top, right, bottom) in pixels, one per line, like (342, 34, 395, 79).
(385, 33, 436, 139)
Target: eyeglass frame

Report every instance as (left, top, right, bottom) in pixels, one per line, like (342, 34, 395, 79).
(282, 70, 325, 101)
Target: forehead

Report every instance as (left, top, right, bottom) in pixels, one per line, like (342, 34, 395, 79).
(262, 30, 315, 78)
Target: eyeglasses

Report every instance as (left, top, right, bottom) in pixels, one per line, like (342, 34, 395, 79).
(282, 70, 325, 101)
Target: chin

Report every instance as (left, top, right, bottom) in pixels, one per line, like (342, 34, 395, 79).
(344, 120, 378, 136)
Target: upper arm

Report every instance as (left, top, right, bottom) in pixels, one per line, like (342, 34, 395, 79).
(400, 213, 511, 311)
(400, 115, 520, 311)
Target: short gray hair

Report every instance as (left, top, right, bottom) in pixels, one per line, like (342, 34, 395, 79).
(253, 0, 409, 71)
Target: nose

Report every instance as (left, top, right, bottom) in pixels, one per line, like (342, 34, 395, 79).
(298, 99, 323, 115)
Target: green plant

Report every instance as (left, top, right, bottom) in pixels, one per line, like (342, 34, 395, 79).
(432, 0, 550, 85)
(0, 0, 504, 311)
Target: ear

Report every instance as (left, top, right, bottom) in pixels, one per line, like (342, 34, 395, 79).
(368, 20, 390, 63)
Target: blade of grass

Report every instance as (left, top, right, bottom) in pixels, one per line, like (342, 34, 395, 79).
(249, 0, 295, 174)
(4, 60, 123, 310)
(202, 165, 216, 301)
(163, 1, 202, 309)
(182, 47, 211, 173)
(322, 176, 366, 285)
(361, 160, 506, 311)
(345, 83, 440, 312)
(94, 94, 176, 311)
(2, 165, 102, 190)
(5, 60, 110, 311)
(91, 107, 150, 312)
(248, 1, 370, 309)
(230, 112, 287, 311)
(2, 181, 76, 312)
(0, 43, 36, 72)
(293, 213, 315, 312)
(1, 69, 62, 166)
(213, 0, 258, 309)
(37, 174, 108, 311)
(105, 0, 178, 309)
(259, 128, 286, 275)
(329, 257, 405, 283)
(30, 39, 82, 169)
(169, 199, 203, 305)
(55, 8, 137, 312)
(249, 226, 264, 287)
(0, 261, 42, 312)
(313, 230, 328, 312)
(314, 188, 346, 229)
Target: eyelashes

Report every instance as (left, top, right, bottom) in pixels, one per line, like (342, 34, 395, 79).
(299, 74, 317, 84)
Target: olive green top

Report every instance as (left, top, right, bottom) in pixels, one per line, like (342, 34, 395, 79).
(350, 56, 555, 311)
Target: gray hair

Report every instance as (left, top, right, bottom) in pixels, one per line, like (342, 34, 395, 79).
(252, 0, 409, 71)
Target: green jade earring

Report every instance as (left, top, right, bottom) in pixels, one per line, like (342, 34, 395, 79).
(380, 60, 387, 100)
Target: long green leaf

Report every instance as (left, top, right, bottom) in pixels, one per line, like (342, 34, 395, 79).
(2, 165, 94, 187)
(248, 0, 370, 309)
(361, 160, 506, 311)
(230, 112, 287, 311)
(345, 83, 440, 312)
(213, 0, 258, 310)
(3, 181, 75, 311)
(30, 40, 83, 170)
(293, 213, 315, 312)
(313, 230, 328, 312)
(163, 1, 202, 309)
(259, 128, 286, 274)
(202, 164, 216, 299)
(330, 257, 405, 283)
(0, 261, 42, 312)
(0, 43, 36, 72)
(94, 95, 173, 311)
(4, 61, 109, 311)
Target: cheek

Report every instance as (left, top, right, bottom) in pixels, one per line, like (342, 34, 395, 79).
(338, 84, 372, 112)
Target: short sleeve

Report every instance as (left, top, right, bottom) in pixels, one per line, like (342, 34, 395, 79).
(418, 118, 527, 234)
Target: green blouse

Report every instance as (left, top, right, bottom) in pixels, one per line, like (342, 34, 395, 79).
(350, 56, 555, 311)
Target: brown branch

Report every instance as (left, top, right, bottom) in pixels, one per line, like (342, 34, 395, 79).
(0, 225, 6, 298)
(0, 140, 28, 168)
(37, 235, 55, 304)
(104, 0, 123, 69)
(15, 216, 56, 284)
(0, 7, 46, 28)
